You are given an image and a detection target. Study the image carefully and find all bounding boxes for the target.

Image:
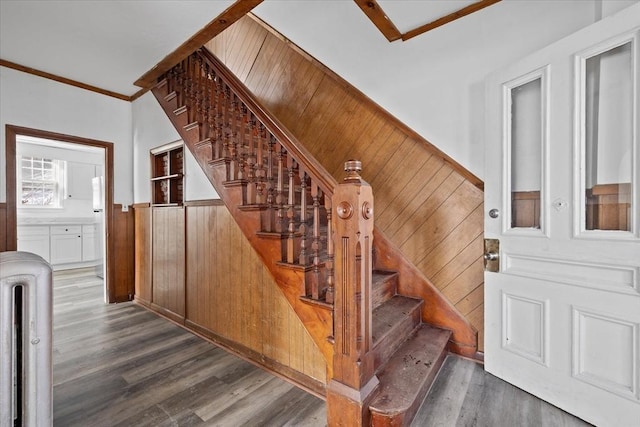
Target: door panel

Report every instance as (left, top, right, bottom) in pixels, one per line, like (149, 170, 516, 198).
(485, 6, 640, 426)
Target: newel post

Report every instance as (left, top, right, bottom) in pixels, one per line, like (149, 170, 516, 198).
(327, 160, 378, 427)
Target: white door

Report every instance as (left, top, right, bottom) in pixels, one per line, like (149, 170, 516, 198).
(485, 7, 640, 427)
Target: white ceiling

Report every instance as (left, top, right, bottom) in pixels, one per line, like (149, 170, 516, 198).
(0, 0, 235, 97)
(378, 0, 478, 33)
(0, 0, 497, 99)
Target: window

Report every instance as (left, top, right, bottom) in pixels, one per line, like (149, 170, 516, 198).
(20, 156, 64, 207)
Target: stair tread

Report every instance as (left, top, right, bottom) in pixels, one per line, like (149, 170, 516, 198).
(370, 324, 451, 414)
(372, 295, 422, 344)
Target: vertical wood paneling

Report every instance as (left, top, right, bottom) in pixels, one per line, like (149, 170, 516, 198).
(207, 15, 486, 350)
(0, 203, 7, 252)
(134, 205, 152, 304)
(112, 205, 135, 302)
(152, 207, 185, 319)
(185, 203, 327, 384)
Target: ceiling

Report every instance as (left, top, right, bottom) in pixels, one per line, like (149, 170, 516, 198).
(0, 0, 500, 99)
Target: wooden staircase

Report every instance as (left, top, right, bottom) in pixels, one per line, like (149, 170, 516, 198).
(151, 48, 471, 426)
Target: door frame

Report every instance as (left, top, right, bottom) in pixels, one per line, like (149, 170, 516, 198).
(5, 124, 118, 302)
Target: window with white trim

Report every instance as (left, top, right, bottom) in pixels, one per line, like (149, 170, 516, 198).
(20, 156, 64, 207)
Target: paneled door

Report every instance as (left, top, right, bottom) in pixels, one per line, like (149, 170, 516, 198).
(484, 7, 640, 426)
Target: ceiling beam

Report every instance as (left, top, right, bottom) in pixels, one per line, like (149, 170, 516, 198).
(402, 0, 501, 41)
(0, 58, 131, 101)
(134, 0, 264, 89)
(353, 0, 402, 42)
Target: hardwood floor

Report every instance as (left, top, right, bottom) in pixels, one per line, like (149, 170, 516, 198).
(52, 269, 590, 426)
(52, 270, 326, 426)
(412, 356, 592, 427)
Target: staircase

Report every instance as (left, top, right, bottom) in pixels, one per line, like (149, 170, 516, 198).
(151, 48, 469, 426)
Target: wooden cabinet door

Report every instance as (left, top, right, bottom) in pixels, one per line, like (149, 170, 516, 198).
(152, 207, 185, 321)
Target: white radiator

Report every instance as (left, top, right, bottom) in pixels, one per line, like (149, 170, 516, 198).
(1, 251, 53, 426)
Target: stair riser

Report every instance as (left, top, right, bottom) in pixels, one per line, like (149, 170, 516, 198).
(371, 304, 421, 372)
(371, 273, 398, 309)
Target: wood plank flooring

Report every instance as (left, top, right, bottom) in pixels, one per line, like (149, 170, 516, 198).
(52, 270, 326, 426)
(52, 269, 591, 426)
(412, 356, 592, 427)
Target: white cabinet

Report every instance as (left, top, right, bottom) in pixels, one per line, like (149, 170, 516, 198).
(17, 222, 100, 267)
(50, 225, 82, 264)
(82, 224, 97, 261)
(17, 226, 50, 262)
(66, 162, 95, 199)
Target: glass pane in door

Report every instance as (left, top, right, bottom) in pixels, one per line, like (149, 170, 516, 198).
(584, 42, 633, 231)
(510, 78, 542, 229)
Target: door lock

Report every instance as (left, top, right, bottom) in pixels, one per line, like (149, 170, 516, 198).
(484, 238, 500, 272)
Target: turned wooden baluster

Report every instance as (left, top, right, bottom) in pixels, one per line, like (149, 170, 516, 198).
(286, 156, 297, 264)
(219, 85, 232, 181)
(255, 124, 267, 204)
(325, 196, 334, 304)
(171, 61, 184, 108)
(213, 76, 224, 160)
(220, 84, 230, 160)
(298, 170, 309, 266)
(194, 55, 204, 128)
(205, 68, 217, 158)
(275, 144, 286, 233)
(228, 95, 239, 180)
(311, 184, 322, 299)
(263, 134, 276, 232)
(168, 62, 177, 104)
(237, 104, 248, 181)
(245, 117, 257, 204)
(199, 57, 210, 135)
(180, 57, 189, 109)
(184, 55, 194, 124)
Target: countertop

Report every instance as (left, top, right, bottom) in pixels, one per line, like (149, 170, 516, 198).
(18, 217, 99, 226)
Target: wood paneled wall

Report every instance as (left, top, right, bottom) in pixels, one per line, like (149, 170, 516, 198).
(151, 206, 186, 320)
(0, 203, 7, 252)
(111, 205, 135, 303)
(184, 202, 327, 385)
(134, 204, 152, 304)
(207, 15, 485, 350)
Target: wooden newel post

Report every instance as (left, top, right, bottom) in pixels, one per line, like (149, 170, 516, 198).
(327, 160, 378, 427)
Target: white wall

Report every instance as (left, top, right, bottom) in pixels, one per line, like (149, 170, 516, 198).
(132, 92, 218, 203)
(0, 66, 133, 204)
(253, 0, 639, 179)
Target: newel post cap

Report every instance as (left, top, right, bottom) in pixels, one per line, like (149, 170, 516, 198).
(343, 159, 367, 184)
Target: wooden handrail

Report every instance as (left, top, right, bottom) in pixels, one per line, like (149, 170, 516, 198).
(198, 48, 339, 196)
(153, 52, 386, 409)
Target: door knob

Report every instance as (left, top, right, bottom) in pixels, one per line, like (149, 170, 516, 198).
(484, 252, 499, 261)
(484, 238, 500, 272)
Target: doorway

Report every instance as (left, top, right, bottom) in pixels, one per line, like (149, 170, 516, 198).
(5, 125, 119, 303)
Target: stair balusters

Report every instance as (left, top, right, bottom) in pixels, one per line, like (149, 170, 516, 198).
(155, 48, 339, 305)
